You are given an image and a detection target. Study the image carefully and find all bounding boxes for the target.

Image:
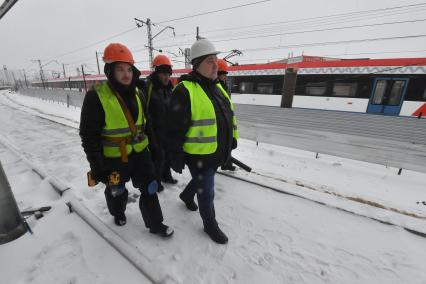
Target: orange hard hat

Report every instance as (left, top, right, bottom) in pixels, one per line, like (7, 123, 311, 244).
(217, 59, 228, 73)
(152, 54, 172, 67)
(102, 43, 135, 65)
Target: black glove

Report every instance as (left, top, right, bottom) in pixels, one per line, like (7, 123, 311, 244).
(91, 169, 109, 184)
(232, 138, 238, 150)
(170, 153, 184, 174)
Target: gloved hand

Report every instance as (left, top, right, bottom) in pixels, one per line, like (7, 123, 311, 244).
(147, 180, 158, 195)
(232, 138, 238, 150)
(91, 169, 109, 184)
(170, 156, 184, 174)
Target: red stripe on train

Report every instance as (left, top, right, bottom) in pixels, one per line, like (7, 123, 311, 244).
(412, 103, 426, 117)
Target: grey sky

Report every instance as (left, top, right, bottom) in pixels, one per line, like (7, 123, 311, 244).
(1, 0, 426, 80)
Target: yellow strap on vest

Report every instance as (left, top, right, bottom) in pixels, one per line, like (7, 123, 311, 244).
(102, 83, 142, 162)
(107, 82, 138, 137)
(102, 136, 133, 163)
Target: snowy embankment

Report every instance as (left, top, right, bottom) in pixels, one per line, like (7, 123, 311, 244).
(0, 140, 151, 283)
(8, 91, 426, 222)
(1, 90, 426, 283)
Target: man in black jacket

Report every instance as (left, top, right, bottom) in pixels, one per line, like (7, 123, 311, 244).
(167, 38, 238, 244)
(145, 55, 177, 192)
(217, 58, 236, 171)
(79, 43, 173, 237)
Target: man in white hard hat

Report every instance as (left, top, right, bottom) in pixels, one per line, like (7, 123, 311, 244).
(166, 38, 238, 244)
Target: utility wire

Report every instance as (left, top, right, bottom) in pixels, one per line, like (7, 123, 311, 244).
(205, 2, 426, 34)
(45, 27, 139, 61)
(161, 2, 426, 40)
(210, 18, 426, 43)
(206, 8, 426, 40)
(239, 34, 426, 53)
(155, 0, 271, 24)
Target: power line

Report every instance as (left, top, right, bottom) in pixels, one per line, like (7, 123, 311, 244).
(156, 0, 272, 24)
(239, 34, 426, 53)
(202, 2, 426, 34)
(210, 18, 426, 43)
(39, 1, 270, 64)
(206, 8, 426, 40)
(157, 3, 426, 43)
(152, 4, 426, 49)
(46, 27, 139, 61)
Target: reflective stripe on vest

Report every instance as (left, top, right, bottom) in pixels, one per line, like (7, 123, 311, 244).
(181, 80, 238, 155)
(216, 83, 239, 139)
(95, 82, 149, 158)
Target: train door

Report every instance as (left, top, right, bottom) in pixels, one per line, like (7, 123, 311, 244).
(367, 78, 409, 115)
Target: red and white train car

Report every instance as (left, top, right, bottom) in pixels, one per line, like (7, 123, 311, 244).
(37, 55, 426, 117)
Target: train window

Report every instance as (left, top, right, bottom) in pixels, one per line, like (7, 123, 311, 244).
(332, 83, 357, 97)
(256, 83, 274, 94)
(372, 80, 387, 104)
(305, 83, 327, 96)
(240, 82, 254, 93)
(388, 80, 406, 106)
(423, 87, 426, 100)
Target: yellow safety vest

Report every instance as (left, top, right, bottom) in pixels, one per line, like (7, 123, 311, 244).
(180, 80, 238, 155)
(95, 82, 149, 160)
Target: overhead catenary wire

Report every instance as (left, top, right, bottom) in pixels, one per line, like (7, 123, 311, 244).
(156, 2, 426, 42)
(155, 0, 272, 24)
(209, 18, 426, 44)
(45, 27, 139, 62)
(237, 34, 426, 54)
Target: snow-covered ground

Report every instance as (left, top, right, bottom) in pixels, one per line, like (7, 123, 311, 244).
(0, 141, 151, 284)
(1, 90, 426, 283)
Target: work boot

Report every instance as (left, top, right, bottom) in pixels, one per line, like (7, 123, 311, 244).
(162, 176, 178, 184)
(114, 214, 127, 226)
(179, 193, 198, 211)
(150, 223, 174, 238)
(204, 225, 228, 244)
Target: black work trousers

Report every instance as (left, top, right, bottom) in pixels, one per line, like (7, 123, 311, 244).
(103, 149, 164, 228)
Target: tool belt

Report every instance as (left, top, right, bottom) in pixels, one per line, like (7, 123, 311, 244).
(102, 132, 145, 163)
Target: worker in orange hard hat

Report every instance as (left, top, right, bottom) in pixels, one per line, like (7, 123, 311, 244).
(217, 58, 236, 171)
(143, 54, 177, 191)
(79, 43, 173, 237)
(217, 59, 230, 95)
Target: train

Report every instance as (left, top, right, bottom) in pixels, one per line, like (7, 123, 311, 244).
(32, 55, 426, 117)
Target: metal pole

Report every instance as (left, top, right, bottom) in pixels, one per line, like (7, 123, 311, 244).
(3, 65, 10, 86)
(147, 18, 154, 70)
(22, 70, 28, 88)
(0, 160, 28, 244)
(196, 26, 200, 40)
(37, 59, 45, 89)
(81, 65, 87, 93)
(280, 68, 297, 108)
(96, 51, 101, 75)
(62, 63, 67, 78)
(11, 72, 17, 90)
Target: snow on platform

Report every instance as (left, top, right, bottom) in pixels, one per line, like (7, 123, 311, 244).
(1, 90, 426, 283)
(0, 142, 150, 284)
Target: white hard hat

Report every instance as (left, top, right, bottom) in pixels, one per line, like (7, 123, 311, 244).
(190, 38, 220, 62)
